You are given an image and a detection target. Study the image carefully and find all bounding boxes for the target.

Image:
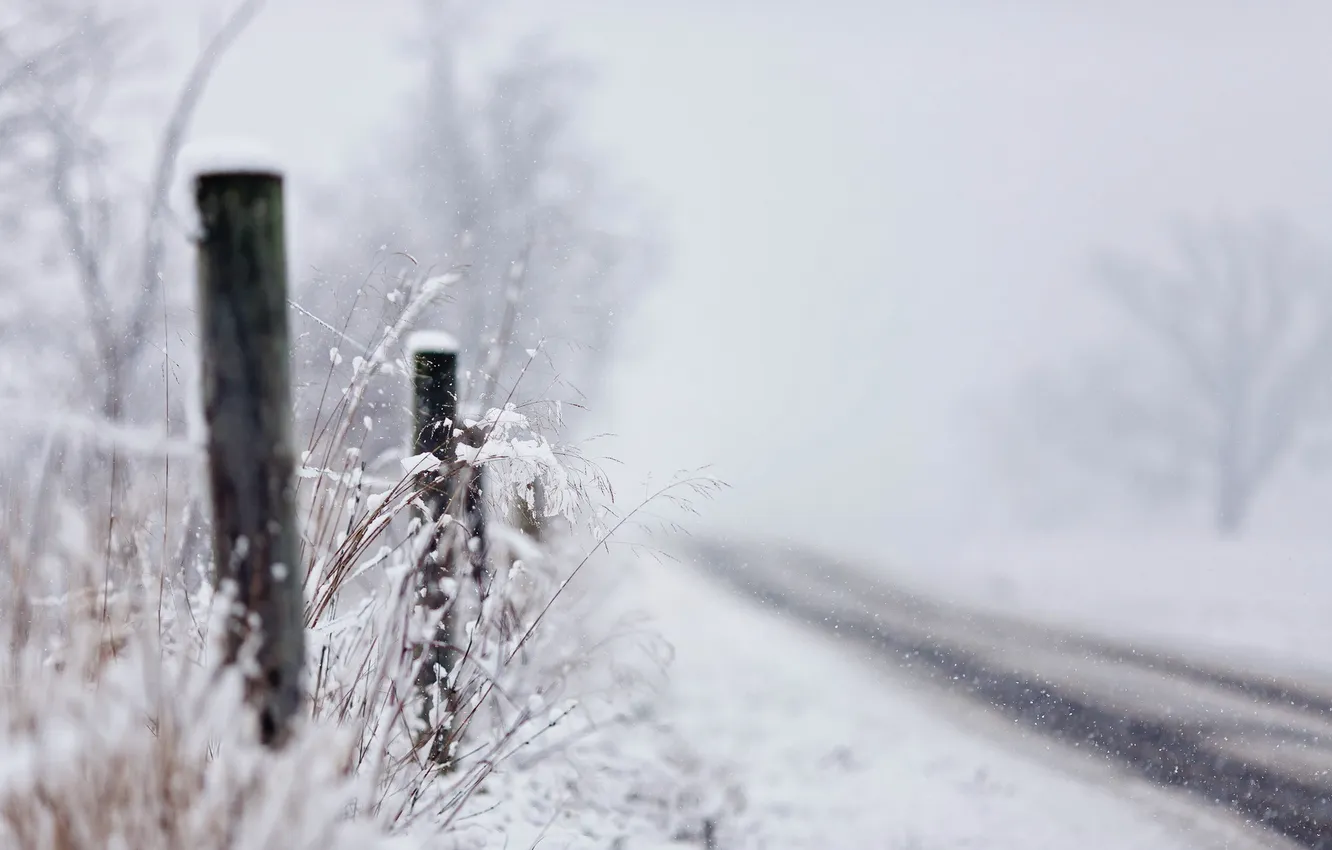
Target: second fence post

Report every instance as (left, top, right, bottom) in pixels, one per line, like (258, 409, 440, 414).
(407, 330, 461, 764)
(195, 165, 304, 748)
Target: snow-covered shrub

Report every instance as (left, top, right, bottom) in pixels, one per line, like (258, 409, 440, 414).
(0, 264, 718, 848)
(0, 570, 413, 850)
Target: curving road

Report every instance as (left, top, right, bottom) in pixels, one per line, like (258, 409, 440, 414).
(686, 537, 1332, 849)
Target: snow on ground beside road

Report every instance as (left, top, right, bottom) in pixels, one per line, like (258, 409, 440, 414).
(887, 534, 1332, 680)
(618, 554, 1279, 850)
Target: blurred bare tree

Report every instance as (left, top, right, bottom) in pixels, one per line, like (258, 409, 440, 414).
(1007, 216, 1332, 535)
(296, 1, 658, 450)
(21, 0, 263, 423)
(0, 0, 265, 559)
(0, 2, 118, 397)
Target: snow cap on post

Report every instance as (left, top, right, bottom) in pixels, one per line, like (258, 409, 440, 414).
(406, 329, 461, 357)
(182, 136, 284, 181)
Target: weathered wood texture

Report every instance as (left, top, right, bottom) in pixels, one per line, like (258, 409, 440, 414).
(195, 170, 304, 747)
(411, 343, 461, 764)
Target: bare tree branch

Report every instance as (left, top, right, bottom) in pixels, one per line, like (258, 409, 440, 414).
(12, 0, 264, 419)
(124, 0, 267, 356)
(47, 123, 115, 368)
(1024, 214, 1332, 534)
(1094, 255, 1222, 404)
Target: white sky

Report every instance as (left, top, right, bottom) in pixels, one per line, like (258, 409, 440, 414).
(187, 0, 1332, 559)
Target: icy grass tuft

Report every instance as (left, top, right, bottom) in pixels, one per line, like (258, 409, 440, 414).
(0, 260, 726, 849)
(0, 581, 413, 850)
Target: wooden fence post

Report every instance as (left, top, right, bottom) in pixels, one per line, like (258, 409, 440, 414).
(406, 330, 461, 764)
(517, 478, 546, 542)
(194, 167, 303, 747)
(465, 464, 489, 587)
(409, 331, 459, 473)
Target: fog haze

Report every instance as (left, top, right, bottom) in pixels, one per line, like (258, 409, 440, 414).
(187, 0, 1332, 559)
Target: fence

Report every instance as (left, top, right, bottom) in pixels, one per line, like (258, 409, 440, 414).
(191, 165, 510, 750)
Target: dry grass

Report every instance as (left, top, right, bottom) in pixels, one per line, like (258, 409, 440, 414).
(0, 263, 718, 849)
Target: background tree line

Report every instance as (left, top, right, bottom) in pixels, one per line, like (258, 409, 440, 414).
(0, 0, 655, 473)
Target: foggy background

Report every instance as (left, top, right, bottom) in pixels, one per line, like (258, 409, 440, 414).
(11, 5, 1332, 844)
(15, 0, 1332, 563)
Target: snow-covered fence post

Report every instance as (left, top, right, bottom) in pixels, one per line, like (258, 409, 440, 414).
(515, 478, 546, 542)
(465, 464, 489, 586)
(194, 163, 304, 748)
(409, 331, 459, 474)
(407, 330, 461, 764)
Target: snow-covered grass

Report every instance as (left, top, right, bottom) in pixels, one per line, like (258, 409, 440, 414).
(0, 576, 409, 850)
(626, 552, 1285, 850)
(0, 499, 732, 849)
(0, 264, 724, 849)
(887, 533, 1332, 680)
(0, 525, 715, 849)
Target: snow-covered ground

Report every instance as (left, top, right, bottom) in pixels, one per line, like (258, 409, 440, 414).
(604, 554, 1285, 850)
(884, 534, 1332, 681)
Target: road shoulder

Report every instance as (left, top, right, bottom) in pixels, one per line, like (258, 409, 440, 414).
(623, 554, 1293, 850)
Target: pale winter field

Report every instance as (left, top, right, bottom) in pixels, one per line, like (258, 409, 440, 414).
(607, 551, 1285, 850)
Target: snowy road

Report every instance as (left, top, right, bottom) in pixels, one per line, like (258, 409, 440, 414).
(682, 537, 1332, 849)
